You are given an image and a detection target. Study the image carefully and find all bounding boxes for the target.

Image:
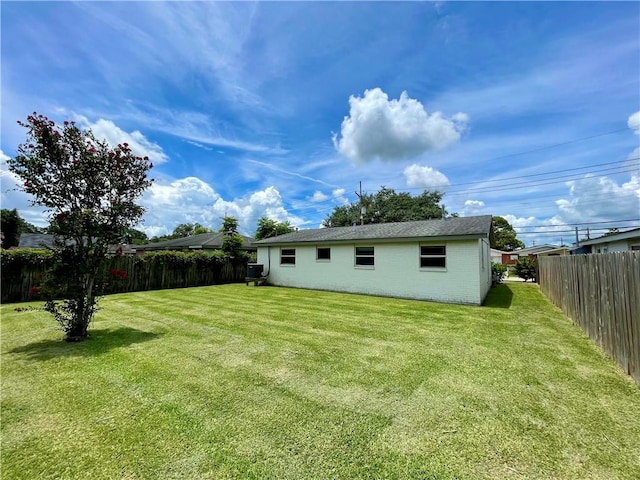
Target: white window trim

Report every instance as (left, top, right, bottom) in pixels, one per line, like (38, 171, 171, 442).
(354, 246, 375, 269)
(419, 244, 447, 271)
(280, 248, 296, 267)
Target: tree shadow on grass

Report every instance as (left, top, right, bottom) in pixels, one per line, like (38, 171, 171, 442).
(483, 284, 514, 309)
(8, 327, 162, 361)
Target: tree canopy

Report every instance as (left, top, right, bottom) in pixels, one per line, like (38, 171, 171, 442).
(0, 208, 45, 248)
(490, 216, 525, 252)
(323, 187, 447, 227)
(254, 217, 295, 240)
(8, 113, 153, 340)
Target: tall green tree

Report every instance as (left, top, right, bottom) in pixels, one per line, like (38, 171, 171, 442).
(172, 222, 212, 238)
(8, 113, 153, 341)
(322, 187, 447, 227)
(123, 227, 148, 245)
(490, 216, 525, 251)
(254, 217, 295, 240)
(220, 216, 244, 258)
(0, 208, 44, 248)
(0, 208, 21, 248)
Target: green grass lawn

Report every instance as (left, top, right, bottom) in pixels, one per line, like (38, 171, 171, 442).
(2, 283, 639, 479)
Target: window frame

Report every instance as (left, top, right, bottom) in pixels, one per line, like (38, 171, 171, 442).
(419, 245, 447, 269)
(280, 247, 296, 266)
(354, 246, 375, 268)
(316, 246, 331, 262)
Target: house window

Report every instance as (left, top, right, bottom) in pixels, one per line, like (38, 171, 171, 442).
(280, 248, 296, 265)
(316, 247, 331, 261)
(355, 246, 374, 267)
(631, 245, 640, 251)
(420, 245, 446, 268)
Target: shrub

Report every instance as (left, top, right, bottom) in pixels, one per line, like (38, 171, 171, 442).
(514, 256, 537, 282)
(491, 262, 508, 284)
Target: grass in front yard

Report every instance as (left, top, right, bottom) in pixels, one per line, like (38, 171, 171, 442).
(1, 283, 639, 479)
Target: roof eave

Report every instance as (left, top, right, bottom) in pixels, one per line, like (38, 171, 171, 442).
(255, 233, 488, 246)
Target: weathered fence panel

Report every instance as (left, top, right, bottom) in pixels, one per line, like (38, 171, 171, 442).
(538, 252, 640, 385)
(1, 255, 247, 303)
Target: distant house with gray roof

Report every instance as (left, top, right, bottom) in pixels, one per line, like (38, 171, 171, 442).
(253, 215, 492, 305)
(17, 233, 137, 255)
(134, 232, 256, 254)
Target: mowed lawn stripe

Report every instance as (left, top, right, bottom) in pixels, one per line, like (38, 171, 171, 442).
(1, 283, 639, 479)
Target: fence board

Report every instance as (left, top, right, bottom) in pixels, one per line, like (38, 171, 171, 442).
(1, 255, 248, 303)
(539, 252, 640, 385)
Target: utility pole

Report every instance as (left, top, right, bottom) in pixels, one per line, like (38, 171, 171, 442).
(575, 227, 579, 246)
(354, 181, 364, 225)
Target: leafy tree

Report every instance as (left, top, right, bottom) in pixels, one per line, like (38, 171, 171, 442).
(0, 208, 45, 248)
(1, 209, 21, 248)
(254, 217, 295, 240)
(322, 187, 447, 227)
(513, 256, 537, 282)
(8, 113, 153, 341)
(171, 222, 212, 238)
(220, 216, 244, 258)
(490, 216, 525, 251)
(123, 227, 148, 245)
(220, 217, 239, 234)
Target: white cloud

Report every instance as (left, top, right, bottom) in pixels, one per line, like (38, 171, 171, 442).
(403, 164, 450, 189)
(333, 88, 468, 163)
(74, 115, 169, 164)
(628, 111, 640, 134)
(0, 150, 49, 228)
(309, 191, 329, 203)
(332, 188, 349, 204)
(555, 174, 640, 223)
(461, 199, 485, 216)
(141, 178, 304, 237)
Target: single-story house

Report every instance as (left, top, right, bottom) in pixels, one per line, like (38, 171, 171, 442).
(501, 244, 559, 264)
(134, 232, 256, 254)
(253, 215, 493, 305)
(535, 246, 572, 257)
(490, 248, 505, 264)
(573, 228, 640, 254)
(17, 233, 136, 255)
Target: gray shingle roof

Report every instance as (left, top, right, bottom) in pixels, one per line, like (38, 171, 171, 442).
(254, 215, 492, 245)
(136, 232, 256, 251)
(17, 233, 54, 249)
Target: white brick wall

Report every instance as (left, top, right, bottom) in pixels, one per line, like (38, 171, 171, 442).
(257, 238, 490, 305)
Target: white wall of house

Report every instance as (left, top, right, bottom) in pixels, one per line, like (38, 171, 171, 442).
(257, 238, 490, 305)
(591, 239, 640, 253)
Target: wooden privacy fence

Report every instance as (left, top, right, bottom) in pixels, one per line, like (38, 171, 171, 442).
(538, 252, 640, 385)
(1, 255, 248, 304)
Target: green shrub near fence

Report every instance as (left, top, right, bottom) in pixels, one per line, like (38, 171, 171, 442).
(1, 248, 248, 303)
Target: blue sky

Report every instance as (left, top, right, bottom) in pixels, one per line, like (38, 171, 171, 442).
(1, 1, 639, 245)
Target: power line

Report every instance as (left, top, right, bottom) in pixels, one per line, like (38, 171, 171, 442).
(514, 218, 640, 229)
(475, 127, 629, 163)
(401, 158, 636, 191)
(440, 165, 638, 196)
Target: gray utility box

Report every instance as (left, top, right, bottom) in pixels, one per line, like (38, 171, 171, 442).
(247, 264, 264, 279)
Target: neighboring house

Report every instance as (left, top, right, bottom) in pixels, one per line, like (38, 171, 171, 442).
(536, 246, 572, 257)
(17, 233, 54, 249)
(17, 233, 137, 255)
(254, 215, 492, 305)
(134, 232, 256, 254)
(490, 248, 506, 264)
(574, 228, 640, 254)
(501, 244, 559, 264)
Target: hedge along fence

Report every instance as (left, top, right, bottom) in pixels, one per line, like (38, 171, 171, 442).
(1, 249, 249, 304)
